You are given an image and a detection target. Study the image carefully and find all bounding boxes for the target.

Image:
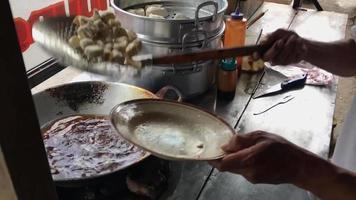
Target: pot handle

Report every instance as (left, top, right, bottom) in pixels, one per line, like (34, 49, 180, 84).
(195, 1, 218, 28)
(155, 86, 183, 102)
(181, 29, 208, 51)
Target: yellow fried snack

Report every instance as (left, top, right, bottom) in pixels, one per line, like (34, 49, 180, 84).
(69, 10, 142, 67)
(241, 56, 265, 72)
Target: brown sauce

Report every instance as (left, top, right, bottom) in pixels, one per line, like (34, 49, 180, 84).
(42, 115, 146, 180)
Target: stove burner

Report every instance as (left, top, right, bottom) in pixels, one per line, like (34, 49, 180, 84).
(56, 157, 169, 200)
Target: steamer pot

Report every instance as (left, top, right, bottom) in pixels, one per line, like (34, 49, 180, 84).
(139, 24, 224, 56)
(111, 0, 227, 44)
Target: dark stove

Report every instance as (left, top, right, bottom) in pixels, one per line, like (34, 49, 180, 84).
(56, 157, 169, 200)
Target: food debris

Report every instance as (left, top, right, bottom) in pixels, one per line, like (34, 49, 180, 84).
(126, 3, 191, 20)
(42, 115, 146, 180)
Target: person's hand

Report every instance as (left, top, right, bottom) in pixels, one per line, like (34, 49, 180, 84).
(210, 131, 311, 185)
(260, 29, 308, 65)
(211, 132, 356, 200)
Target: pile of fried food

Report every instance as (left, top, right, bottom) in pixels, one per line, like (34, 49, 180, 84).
(68, 10, 142, 68)
(127, 4, 190, 20)
(241, 56, 265, 72)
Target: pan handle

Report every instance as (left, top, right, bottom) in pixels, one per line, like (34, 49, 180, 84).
(155, 86, 183, 102)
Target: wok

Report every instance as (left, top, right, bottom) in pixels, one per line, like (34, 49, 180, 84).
(32, 81, 181, 186)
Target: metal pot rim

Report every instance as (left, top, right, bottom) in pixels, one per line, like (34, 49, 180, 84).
(110, 0, 228, 22)
(33, 81, 157, 97)
(140, 22, 225, 47)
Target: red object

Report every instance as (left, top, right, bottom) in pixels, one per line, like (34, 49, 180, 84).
(14, 17, 32, 52)
(28, 1, 66, 26)
(69, 0, 108, 16)
(91, 0, 108, 11)
(14, 0, 108, 52)
(69, 0, 91, 16)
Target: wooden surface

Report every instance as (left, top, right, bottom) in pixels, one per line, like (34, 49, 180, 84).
(0, 0, 58, 199)
(161, 3, 302, 195)
(197, 3, 348, 200)
(239, 69, 337, 157)
(289, 8, 348, 42)
(240, 0, 264, 19)
(247, 3, 298, 35)
(159, 72, 264, 200)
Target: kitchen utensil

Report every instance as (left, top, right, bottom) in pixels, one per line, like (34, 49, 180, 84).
(110, 99, 234, 161)
(32, 15, 129, 78)
(32, 17, 268, 77)
(32, 81, 181, 186)
(138, 43, 270, 66)
(253, 95, 295, 115)
(111, 0, 227, 44)
(32, 15, 268, 77)
(253, 73, 307, 99)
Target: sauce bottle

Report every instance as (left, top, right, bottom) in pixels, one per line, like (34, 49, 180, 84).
(217, 58, 237, 100)
(224, 10, 247, 68)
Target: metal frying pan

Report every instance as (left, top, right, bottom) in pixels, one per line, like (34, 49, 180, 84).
(32, 81, 181, 186)
(110, 99, 234, 161)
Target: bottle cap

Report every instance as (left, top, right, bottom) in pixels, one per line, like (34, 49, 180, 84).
(231, 10, 244, 20)
(220, 58, 237, 71)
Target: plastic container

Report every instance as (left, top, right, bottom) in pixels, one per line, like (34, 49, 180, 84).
(217, 58, 237, 100)
(224, 10, 247, 67)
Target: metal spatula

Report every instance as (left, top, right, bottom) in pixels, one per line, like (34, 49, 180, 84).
(33, 16, 269, 78)
(32, 16, 131, 78)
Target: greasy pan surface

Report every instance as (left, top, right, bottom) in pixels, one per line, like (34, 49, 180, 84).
(111, 99, 234, 161)
(33, 81, 157, 185)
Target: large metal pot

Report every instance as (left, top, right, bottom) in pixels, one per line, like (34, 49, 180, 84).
(140, 24, 224, 57)
(122, 38, 222, 98)
(99, 59, 217, 99)
(153, 60, 218, 98)
(131, 25, 223, 98)
(110, 0, 226, 99)
(111, 0, 227, 44)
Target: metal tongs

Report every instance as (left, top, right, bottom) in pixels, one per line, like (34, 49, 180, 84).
(33, 16, 270, 78)
(253, 95, 295, 115)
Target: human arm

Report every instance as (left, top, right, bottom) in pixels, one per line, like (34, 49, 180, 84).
(210, 131, 356, 200)
(262, 29, 356, 77)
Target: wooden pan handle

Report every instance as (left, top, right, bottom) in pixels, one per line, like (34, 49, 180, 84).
(151, 44, 270, 65)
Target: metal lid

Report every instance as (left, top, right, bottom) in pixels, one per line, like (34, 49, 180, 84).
(220, 58, 236, 71)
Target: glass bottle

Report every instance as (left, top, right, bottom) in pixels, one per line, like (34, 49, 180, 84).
(217, 58, 237, 100)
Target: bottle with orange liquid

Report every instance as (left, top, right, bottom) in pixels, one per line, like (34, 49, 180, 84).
(224, 9, 247, 68)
